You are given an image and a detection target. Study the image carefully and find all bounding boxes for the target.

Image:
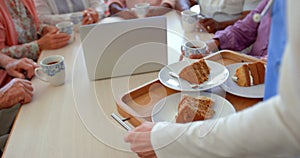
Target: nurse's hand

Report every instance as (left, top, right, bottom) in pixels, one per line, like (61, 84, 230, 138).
(124, 122, 157, 158)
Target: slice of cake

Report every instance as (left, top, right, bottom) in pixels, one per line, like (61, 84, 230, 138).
(176, 95, 215, 123)
(235, 64, 251, 86)
(179, 59, 210, 84)
(234, 62, 265, 87)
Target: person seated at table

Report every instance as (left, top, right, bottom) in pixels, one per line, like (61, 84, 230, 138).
(186, 0, 270, 59)
(124, 0, 300, 157)
(34, 0, 106, 25)
(0, 53, 37, 155)
(108, 0, 175, 19)
(0, 0, 71, 61)
(176, 0, 261, 33)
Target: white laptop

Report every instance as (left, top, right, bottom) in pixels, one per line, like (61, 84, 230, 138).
(79, 16, 168, 80)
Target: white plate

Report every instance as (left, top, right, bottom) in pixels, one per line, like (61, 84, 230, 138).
(151, 92, 236, 123)
(158, 60, 229, 91)
(221, 63, 265, 98)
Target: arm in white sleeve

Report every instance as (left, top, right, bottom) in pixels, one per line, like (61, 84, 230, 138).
(34, 0, 73, 25)
(151, 0, 300, 157)
(88, 0, 106, 16)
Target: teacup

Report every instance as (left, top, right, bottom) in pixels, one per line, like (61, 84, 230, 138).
(134, 3, 150, 18)
(181, 10, 198, 33)
(70, 13, 83, 32)
(181, 40, 207, 57)
(35, 55, 66, 86)
(56, 21, 74, 43)
(70, 12, 83, 25)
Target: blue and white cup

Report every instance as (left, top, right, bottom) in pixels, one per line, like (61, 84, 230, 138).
(134, 3, 150, 18)
(181, 40, 207, 57)
(35, 55, 66, 86)
(70, 13, 83, 32)
(56, 21, 74, 43)
(70, 12, 83, 25)
(181, 10, 198, 33)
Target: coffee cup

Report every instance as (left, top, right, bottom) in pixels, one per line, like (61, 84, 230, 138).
(134, 3, 150, 18)
(56, 21, 74, 43)
(181, 40, 207, 57)
(35, 55, 66, 86)
(181, 10, 198, 33)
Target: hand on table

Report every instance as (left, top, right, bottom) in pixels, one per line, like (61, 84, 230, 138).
(113, 10, 138, 19)
(41, 25, 58, 36)
(5, 58, 38, 79)
(124, 122, 157, 158)
(37, 29, 70, 50)
(145, 6, 172, 17)
(0, 78, 33, 109)
(82, 8, 99, 25)
(198, 18, 221, 34)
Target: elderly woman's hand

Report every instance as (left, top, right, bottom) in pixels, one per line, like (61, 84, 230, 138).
(145, 6, 172, 17)
(5, 58, 38, 79)
(82, 8, 99, 25)
(37, 29, 70, 50)
(198, 18, 221, 34)
(0, 78, 33, 109)
(113, 9, 138, 19)
(41, 25, 58, 36)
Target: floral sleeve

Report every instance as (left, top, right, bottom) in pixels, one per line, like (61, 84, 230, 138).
(1, 41, 39, 61)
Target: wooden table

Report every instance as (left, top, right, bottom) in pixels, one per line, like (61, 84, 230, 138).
(2, 11, 213, 158)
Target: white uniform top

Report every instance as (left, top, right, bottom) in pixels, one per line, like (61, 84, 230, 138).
(151, 0, 300, 157)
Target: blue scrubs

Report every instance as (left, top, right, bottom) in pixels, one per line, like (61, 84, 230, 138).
(264, 0, 287, 100)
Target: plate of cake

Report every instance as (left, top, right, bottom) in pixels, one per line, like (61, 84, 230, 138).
(221, 62, 265, 98)
(151, 92, 236, 123)
(158, 59, 229, 91)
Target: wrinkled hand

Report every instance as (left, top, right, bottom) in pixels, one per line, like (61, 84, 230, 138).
(82, 8, 99, 25)
(124, 122, 157, 158)
(146, 6, 172, 17)
(37, 29, 70, 50)
(114, 10, 138, 19)
(0, 78, 33, 109)
(5, 58, 38, 79)
(41, 25, 58, 36)
(198, 18, 220, 33)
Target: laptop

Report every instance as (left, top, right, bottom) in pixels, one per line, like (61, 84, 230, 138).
(79, 16, 168, 80)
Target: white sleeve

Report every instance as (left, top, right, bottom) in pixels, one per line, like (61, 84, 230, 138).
(151, 0, 300, 157)
(243, 0, 261, 11)
(34, 0, 73, 25)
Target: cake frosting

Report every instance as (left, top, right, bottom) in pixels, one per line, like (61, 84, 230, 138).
(233, 62, 265, 87)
